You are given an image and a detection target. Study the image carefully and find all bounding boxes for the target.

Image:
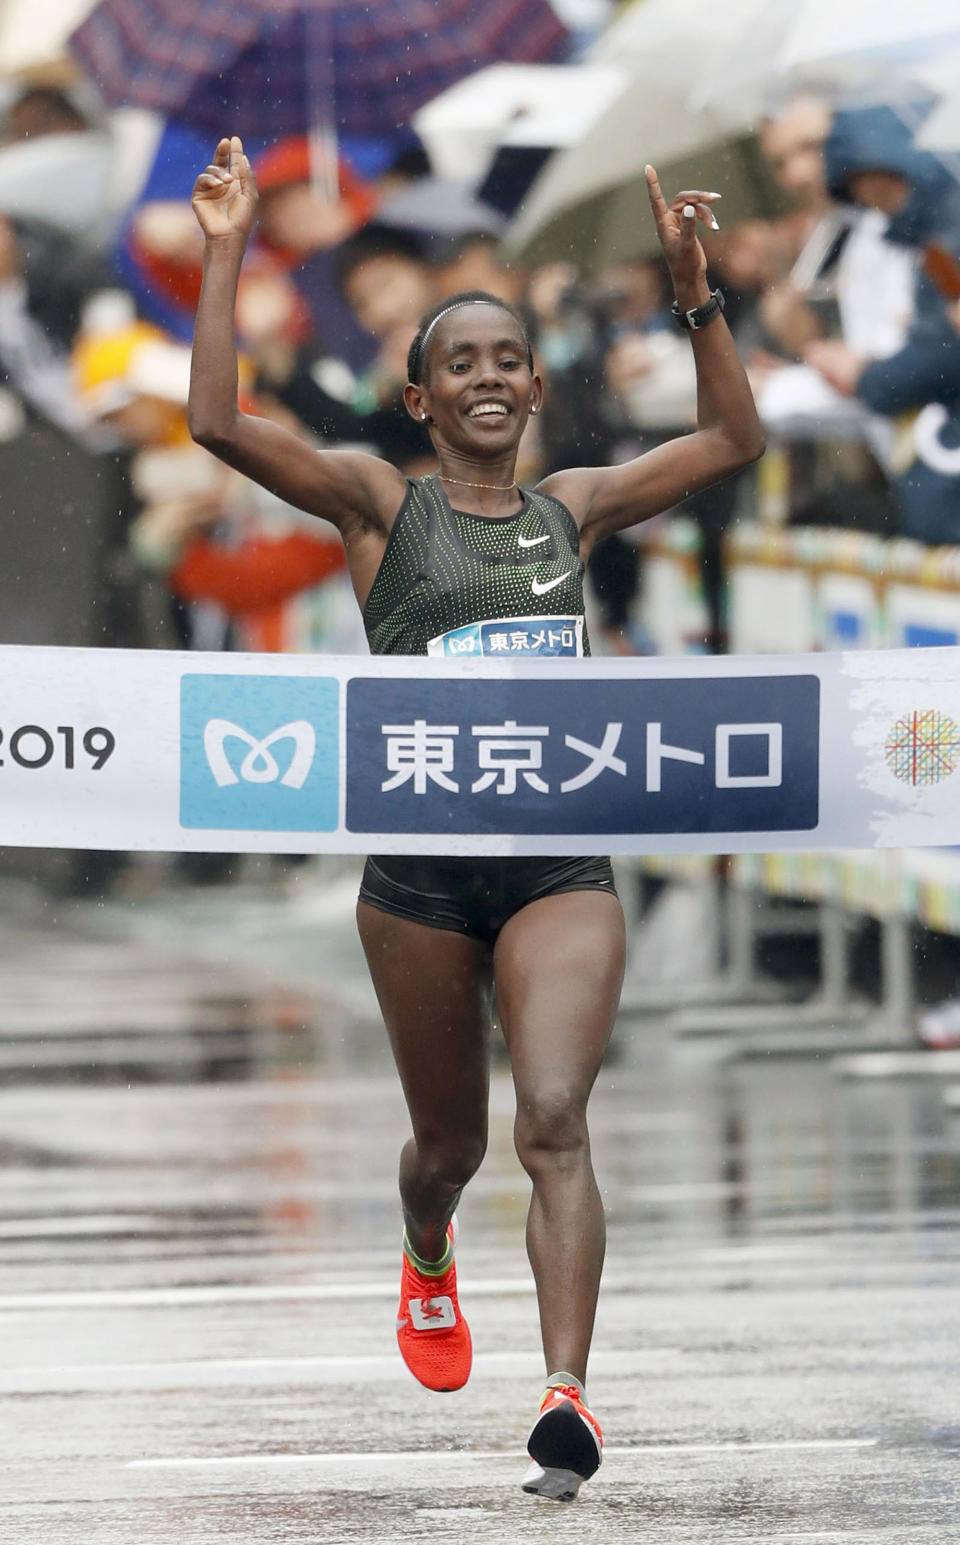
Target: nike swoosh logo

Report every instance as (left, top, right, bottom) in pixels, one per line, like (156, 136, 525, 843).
(532, 570, 573, 595)
(518, 533, 550, 548)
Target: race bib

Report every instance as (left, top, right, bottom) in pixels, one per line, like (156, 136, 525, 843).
(427, 615, 584, 659)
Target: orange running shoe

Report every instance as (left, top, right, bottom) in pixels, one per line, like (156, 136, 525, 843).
(395, 1217, 472, 1392)
(522, 1379, 603, 1500)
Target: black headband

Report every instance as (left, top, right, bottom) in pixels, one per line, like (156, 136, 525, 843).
(410, 298, 532, 382)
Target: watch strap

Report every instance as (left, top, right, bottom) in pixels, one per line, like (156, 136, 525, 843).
(671, 287, 725, 331)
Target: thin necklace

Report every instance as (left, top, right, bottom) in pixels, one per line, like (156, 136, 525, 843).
(439, 473, 517, 491)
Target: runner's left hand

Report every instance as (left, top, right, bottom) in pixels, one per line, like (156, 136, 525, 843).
(645, 165, 719, 292)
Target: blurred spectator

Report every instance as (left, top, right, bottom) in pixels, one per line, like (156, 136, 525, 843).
(1, 86, 90, 144)
(0, 212, 118, 434)
(761, 91, 914, 373)
(74, 318, 228, 646)
(337, 225, 433, 346)
(599, 258, 697, 435)
(587, 531, 655, 656)
(73, 320, 361, 654)
(815, 103, 960, 544)
(0, 84, 116, 248)
(124, 134, 378, 363)
(124, 197, 208, 335)
(254, 137, 377, 260)
(759, 93, 832, 218)
(235, 253, 367, 449)
(707, 219, 794, 345)
(587, 256, 750, 652)
(753, 91, 913, 533)
(756, 93, 842, 356)
(333, 224, 436, 471)
(258, 221, 436, 473)
(525, 262, 618, 473)
(254, 136, 379, 369)
(429, 230, 521, 305)
(524, 259, 673, 651)
(371, 143, 432, 203)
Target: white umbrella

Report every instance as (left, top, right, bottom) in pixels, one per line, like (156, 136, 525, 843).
(0, 0, 97, 76)
(917, 91, 960, 152)
(0, 130, 112, 235)
(376, 177, 506, 238)
(695, 0, 960, 119)
(412, 62, 629, 187)
(0, 107, 164, 244)
(503, 0, 782, 267)
(777, 0, 960, 72)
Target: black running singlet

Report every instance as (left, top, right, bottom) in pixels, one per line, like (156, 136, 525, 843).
(362, 474, 590, 659)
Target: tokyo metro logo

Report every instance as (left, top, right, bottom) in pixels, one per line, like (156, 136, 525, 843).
(203, 719, 316, 789)
(180, 674, 339, 831)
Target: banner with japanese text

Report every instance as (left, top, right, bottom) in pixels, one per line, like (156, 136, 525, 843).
(0, 644, 958, 854)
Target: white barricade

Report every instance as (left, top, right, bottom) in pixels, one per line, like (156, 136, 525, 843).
(636, 517, 711, 657)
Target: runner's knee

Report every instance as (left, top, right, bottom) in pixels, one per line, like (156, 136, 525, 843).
(414, 1128, 488, 1190)
(514, 1089, 589, 1175)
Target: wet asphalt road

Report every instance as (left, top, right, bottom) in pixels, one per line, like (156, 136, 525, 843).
(1, 862, 959, 1543)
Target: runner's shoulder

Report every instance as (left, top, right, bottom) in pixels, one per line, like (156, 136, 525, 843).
(320, 449, 408, 537)
(535, 467, 601, 528)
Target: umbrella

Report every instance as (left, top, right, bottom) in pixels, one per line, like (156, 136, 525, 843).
(777, 0, 960, 72)
(412, 61, 628, 187)
(506, 136, 787, 272)
(693, 0, 960, 122)
(0, 0, 96, 79)
(918, 90, 960, 153)
(502, 0, 960, 270)
(502, 0, 787, 270)
(375, 178, 506, 240)
(0, 130, 113, 237)
(67, 0, 570, 142)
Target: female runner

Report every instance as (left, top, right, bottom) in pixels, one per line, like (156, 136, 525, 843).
(189, 136, 764, 1501)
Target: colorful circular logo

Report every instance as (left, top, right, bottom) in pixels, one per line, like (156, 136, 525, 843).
(884, 709, 960, 786)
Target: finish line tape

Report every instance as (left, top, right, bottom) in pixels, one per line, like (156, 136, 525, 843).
(0, 644, 957, 855)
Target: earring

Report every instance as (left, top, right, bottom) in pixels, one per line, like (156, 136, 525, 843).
(420, 411, 427, 420)
(530, 406, 538, 414)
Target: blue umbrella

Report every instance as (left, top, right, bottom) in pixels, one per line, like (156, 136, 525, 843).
(69, 0, 570, 142)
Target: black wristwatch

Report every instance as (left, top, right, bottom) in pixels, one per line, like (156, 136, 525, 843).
(671, 287, 725, 331)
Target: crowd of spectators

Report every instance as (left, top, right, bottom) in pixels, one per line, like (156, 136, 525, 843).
(1, 74, 959, 669)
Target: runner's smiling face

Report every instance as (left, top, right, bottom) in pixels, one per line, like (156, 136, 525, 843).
(405, 304, 541, 455)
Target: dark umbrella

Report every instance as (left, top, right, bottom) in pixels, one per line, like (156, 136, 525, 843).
(68, 0, 570, 142)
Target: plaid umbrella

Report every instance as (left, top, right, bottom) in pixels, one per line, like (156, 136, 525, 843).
(68, 0, 570, 141)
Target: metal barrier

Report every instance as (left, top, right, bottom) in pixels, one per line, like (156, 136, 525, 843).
(628, 519, 960, 1051)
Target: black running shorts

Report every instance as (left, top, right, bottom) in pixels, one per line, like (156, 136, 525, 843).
(358, 855, 618, 948)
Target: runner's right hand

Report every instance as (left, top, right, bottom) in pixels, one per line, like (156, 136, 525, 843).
(192, 136, 258, 245)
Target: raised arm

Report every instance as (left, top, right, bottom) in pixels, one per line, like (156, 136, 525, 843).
(188, 136, 403, 537)
(541, 166, 765, 552)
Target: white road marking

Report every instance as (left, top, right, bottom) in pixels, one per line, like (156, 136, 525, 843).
(0, 1277, 534, 1311)
(0, 1347, 680, 1393)
(3, 1245, 956, 1312)
(128, 1438, 878, 1472)
(835, 1051, 960, 1080)
(0, 1215, 180, 1238)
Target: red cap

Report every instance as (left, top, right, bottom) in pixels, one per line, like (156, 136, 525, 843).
(254, 135, 377, 229)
